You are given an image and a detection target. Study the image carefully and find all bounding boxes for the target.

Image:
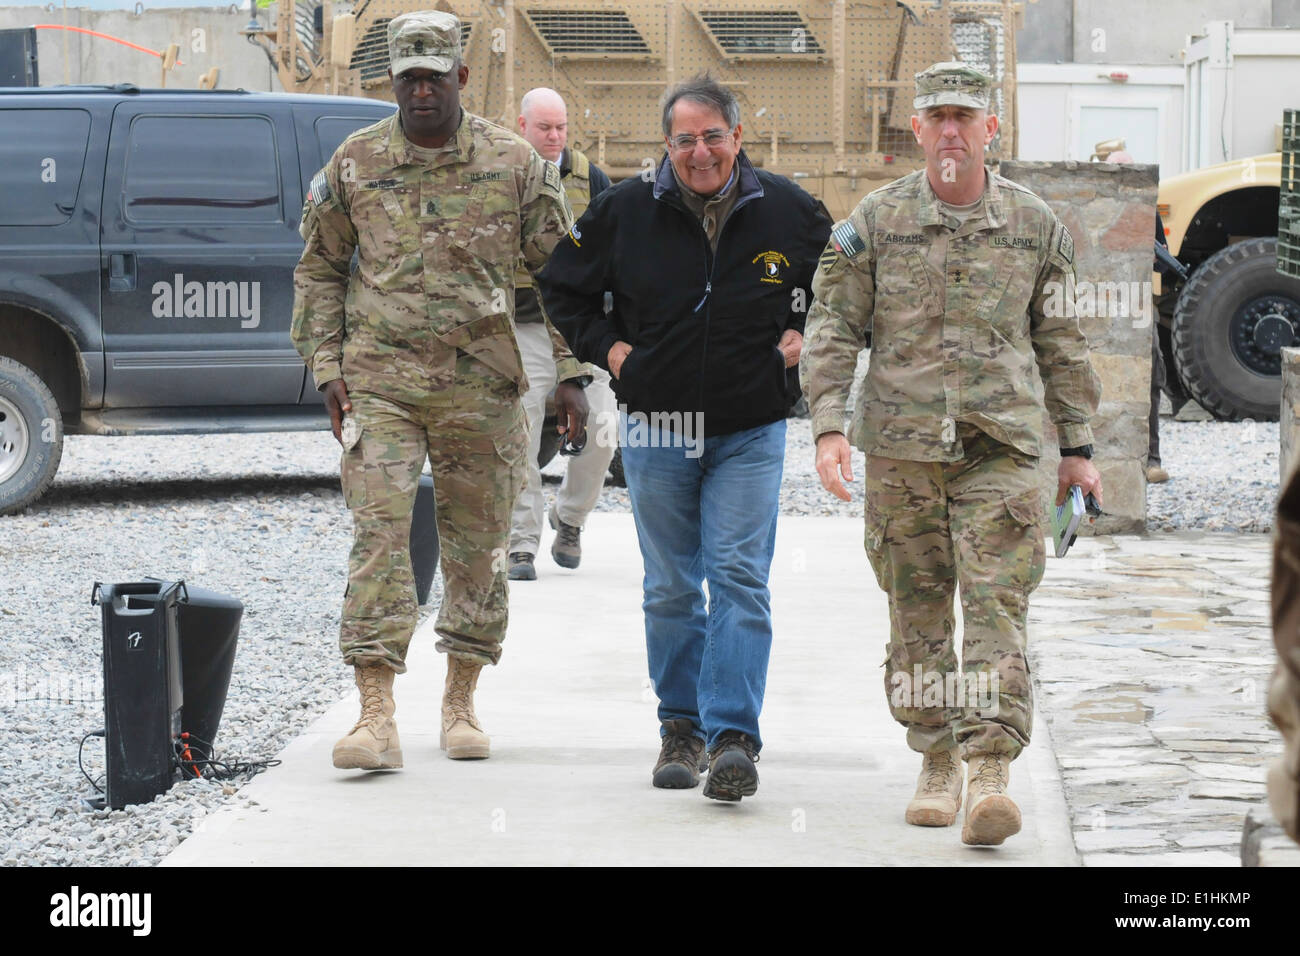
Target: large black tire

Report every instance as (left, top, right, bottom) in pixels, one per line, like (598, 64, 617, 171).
(0, 355, 63, 515)
(1171, 237, 1300, 421)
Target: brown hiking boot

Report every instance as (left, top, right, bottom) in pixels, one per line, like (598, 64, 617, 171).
(652, 718, 707, 789)
(548, 505, 582, 569)
(905, 747, 962, 827)
(332, 664, 402, 770)
(961, 752, 1021, 845)
(703, 731, 760, 802)
(441, 655, 490, 759)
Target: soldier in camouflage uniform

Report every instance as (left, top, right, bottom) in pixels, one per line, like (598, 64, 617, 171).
(800, 62, 1103, 845)
(291, 10, 575, 770)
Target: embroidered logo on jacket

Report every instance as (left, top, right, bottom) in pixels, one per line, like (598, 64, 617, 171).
(753, 250, 790, 284)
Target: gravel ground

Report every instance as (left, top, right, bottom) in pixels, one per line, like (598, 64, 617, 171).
(0, 412, 1281, 865)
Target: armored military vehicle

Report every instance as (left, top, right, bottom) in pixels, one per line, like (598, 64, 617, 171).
(252, 0, 1024, 221)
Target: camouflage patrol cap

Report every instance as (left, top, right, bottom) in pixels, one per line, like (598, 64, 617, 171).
(914, 61, 992, 111)
(388, 10, 461, 75)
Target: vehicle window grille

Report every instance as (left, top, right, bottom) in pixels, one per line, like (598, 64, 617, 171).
(524, 9, 650, 56)
(952, 15, 1006, 155)
(294, 1, 323, 65)
(697, 10, 824, 57)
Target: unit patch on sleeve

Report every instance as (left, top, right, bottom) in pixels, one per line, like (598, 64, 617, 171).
(1048, 222, 1075, 270)
(1056, 224, 1074, 263)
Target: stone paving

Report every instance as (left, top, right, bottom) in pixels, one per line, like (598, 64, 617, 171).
(1030, 531, 1287, 865)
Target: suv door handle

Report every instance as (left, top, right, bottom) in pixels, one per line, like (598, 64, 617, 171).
(107, 253, 136, 292)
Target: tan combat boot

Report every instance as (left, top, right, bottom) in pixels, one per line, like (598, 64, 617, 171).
(332, 664, 402, 770)
(905, 748, 963, 826)
(961, 752, 1021, 845)
(441, 655, 490, 759)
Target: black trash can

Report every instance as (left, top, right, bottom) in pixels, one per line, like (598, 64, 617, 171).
(410, 473, 441, 606)
(93, 580, 185, 810)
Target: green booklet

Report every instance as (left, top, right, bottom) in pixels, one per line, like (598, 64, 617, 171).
(1051, 485, 1102, 557)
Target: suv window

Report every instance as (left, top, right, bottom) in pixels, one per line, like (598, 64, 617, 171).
(314, 115, 385, 168)
(0, 108, 91, 226)
(123, 114, 282, 224)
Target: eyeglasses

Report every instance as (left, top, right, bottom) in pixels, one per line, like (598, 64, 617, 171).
(668, 128, 734, 152)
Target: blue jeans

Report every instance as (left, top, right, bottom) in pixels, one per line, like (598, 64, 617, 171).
(620, 414, 785, 752)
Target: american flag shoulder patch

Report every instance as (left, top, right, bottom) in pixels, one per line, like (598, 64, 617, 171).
(831, 220, 866, 259)
(308, 170, 332, 207)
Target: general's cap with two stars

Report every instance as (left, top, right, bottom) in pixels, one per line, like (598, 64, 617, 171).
(388, 10, 462, 75)
(913, 61, 993, 111)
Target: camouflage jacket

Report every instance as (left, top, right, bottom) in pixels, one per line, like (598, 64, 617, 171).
(801, 167, 1101, 461)
(291, 110, 575, 404)
(511, 147, 606, 384)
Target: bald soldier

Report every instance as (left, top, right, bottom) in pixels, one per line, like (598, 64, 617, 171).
(291, 11, 575, 769)
(800, 63, 1102, 845)
(507, 87, 617, 581)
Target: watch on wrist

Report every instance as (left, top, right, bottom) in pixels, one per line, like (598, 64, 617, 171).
(561, 375, 592, 389)
(1059, 444, 1093, 459)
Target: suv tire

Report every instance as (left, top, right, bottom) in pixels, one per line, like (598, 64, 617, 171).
(1172, 237, 1300, 421)
(0, 356, 63, 515)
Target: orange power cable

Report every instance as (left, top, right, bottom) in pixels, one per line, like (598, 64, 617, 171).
(32, 23, 184, 66)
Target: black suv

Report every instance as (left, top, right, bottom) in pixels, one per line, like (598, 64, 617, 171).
(0, 85, 396, 513)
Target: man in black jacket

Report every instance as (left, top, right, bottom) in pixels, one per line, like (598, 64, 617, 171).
(538, 74, 831, 801)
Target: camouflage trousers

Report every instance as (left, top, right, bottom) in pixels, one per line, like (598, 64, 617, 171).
(864, 425, 1046, 760)
(338, 367, 526, 671)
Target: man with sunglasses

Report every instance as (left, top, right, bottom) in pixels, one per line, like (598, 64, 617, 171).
(539, 74, 831, 800)
(292, 10, 575, 771)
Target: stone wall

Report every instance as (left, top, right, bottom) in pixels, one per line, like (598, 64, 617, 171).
(1000, 160, 1158, 534)
(1283, 347, 1300, 482)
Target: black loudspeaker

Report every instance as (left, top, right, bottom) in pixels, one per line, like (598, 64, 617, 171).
(0, 28, 38, 87)
(410, 473, 441, 606)
(93, 580, 244, 808)
(165, 581, 243, 761)
(94, 581, 185, 811)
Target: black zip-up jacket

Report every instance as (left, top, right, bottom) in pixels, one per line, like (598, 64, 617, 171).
(537, 149, 832, 438)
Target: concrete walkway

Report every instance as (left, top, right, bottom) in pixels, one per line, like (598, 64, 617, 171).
(162, 513, 1078, 866)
